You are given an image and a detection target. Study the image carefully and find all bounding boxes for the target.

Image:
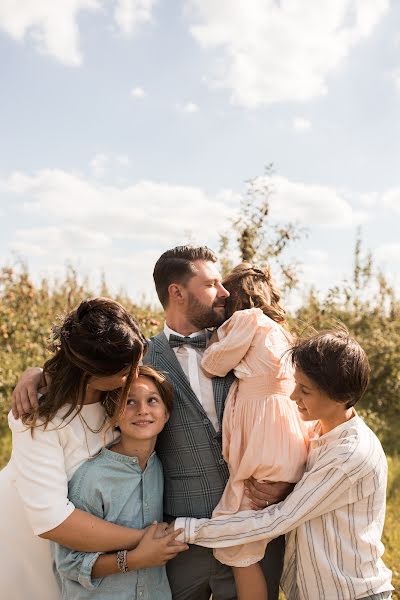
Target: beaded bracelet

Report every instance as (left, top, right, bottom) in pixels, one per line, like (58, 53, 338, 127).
(116, 549, 129, 573)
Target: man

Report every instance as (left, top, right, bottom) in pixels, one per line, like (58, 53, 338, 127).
(12, 245, 291, 600)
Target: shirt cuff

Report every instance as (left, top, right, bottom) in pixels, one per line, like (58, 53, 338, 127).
(77, 552, 103, 590)
(174, 517, 208, 544)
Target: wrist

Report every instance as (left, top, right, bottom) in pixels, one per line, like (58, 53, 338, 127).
(127, 548, 143, 571)
(127, 528, 146, 550)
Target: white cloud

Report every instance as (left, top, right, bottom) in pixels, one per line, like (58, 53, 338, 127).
(186, 0, 389, 107)
(90, 153, 109, 177)
(293, 117, 311, 133)
(375, 243, 400, 262)
(1, 168, 233, 241)
(177, 102, 199, 114)
(259, 175, 361, 228)
(382, 188, 400, 215)
(0, 0, 99, 66)
(131, 86, 146, 98)
(0, 0, 157, 65)
(390, 69, 400, 94)
(114, 0, 156, 36)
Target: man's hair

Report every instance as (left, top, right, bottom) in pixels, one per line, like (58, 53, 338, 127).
(289, 328, 370, 408)
(153, 245, 217, 308)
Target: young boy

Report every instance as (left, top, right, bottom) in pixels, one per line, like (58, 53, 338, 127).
(54, 366, 188, 599)
(174, 330, 394, 600)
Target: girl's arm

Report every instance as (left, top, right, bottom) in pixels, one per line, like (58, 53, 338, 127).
(202, 309, 260, 377)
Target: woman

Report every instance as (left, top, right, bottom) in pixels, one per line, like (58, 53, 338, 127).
(0, 297, 184, 600)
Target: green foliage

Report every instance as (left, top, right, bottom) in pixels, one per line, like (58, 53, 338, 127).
(219, 166, 306, 290)
(293, 235, 400, 453)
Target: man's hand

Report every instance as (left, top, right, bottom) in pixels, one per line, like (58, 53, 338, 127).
(127, 523, 188, 569)
(11, 367, 43, 419)
(244, 478, 295, 510)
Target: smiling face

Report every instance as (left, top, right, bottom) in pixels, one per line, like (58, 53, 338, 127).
(290, 367, 346, 423)
(116, 375, 170, 442)
(183, 260, 229, 329)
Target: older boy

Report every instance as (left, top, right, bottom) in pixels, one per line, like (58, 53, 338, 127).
(175, 330, 394, 600)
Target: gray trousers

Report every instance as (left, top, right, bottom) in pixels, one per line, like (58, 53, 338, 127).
(166, 535, 285, 600)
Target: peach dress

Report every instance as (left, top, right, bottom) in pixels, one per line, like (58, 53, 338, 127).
(202, 308, 309, 567)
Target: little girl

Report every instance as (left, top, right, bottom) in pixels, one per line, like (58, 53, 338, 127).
(54, 365, 188, 599)
(201, 263, 309, 600)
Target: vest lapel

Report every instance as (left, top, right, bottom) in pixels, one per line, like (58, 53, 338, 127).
(152, 332, 209, 418)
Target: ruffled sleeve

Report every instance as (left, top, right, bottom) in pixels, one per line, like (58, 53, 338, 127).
(8, 412, 75, 536)
(202, 308, 262, 377)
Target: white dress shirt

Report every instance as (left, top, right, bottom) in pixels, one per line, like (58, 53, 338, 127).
(176, 415, 393, 599)
(164, 323, 219, 431)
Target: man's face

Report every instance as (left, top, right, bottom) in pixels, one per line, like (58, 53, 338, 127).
(184, 260, 229, 329)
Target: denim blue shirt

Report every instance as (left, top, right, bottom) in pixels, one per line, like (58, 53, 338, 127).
(54, 447, 171, 600)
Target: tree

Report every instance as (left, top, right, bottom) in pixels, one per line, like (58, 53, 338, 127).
(219, 165, 306, 291)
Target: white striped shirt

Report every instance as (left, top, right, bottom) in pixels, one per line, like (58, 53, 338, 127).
(176, 415, 393, 599)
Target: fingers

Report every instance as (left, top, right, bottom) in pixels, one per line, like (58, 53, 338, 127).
(27, 384, 39, 410)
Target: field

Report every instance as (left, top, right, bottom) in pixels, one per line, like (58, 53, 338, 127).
(0, 264, 398, 597)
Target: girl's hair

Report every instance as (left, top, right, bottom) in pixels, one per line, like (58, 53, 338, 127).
(106, 365, 174, 429)
(22, 297, 146, 430)
(223, 262, 287, 324)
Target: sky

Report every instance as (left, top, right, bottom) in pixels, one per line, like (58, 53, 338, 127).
(1, 0, 400, 308)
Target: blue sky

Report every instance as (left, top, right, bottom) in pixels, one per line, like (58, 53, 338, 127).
(1, 0, 400, 307)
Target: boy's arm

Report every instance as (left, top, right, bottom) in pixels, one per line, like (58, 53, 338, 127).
(175, 456, 358, 547)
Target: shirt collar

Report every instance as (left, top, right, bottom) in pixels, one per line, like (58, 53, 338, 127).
(309, 411, 358, 444)
(163, 322, 206, 340)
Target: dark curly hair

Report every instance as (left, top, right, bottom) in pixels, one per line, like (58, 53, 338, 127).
(22, 297, 146, 430)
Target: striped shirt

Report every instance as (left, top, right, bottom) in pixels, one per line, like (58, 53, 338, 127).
(176, 415, 393, 599)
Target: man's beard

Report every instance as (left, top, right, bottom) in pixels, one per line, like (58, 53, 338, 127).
(186, 292, 226, 330)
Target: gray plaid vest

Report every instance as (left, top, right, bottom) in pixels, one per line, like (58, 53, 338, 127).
(144, 332, 235, 519)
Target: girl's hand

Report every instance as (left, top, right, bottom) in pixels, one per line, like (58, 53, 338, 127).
(127, 523, 188, 569)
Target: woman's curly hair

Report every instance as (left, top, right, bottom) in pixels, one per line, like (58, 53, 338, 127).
(22, 297, 146, 431)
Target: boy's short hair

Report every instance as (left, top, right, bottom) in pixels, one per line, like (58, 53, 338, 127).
(153, 245, 217, 308)
(289, 329, 370, 408)
(137, 365, 174, 414)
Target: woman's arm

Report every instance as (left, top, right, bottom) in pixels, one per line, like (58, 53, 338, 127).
(55, 524, 188, 591)
(41, 509, 145, 551)
(9, 412, 146, 552)
(91, 525, 188, 577)
(12, 367, 43, 418)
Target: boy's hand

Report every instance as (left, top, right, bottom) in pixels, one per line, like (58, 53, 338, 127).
(128, 523, 188, 569)
(244, 478, 295, 509)
(12, 367, 43, 418)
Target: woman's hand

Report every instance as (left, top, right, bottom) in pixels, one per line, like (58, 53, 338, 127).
(127, 523, 189, 569)
(12, 367, 43, 418)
